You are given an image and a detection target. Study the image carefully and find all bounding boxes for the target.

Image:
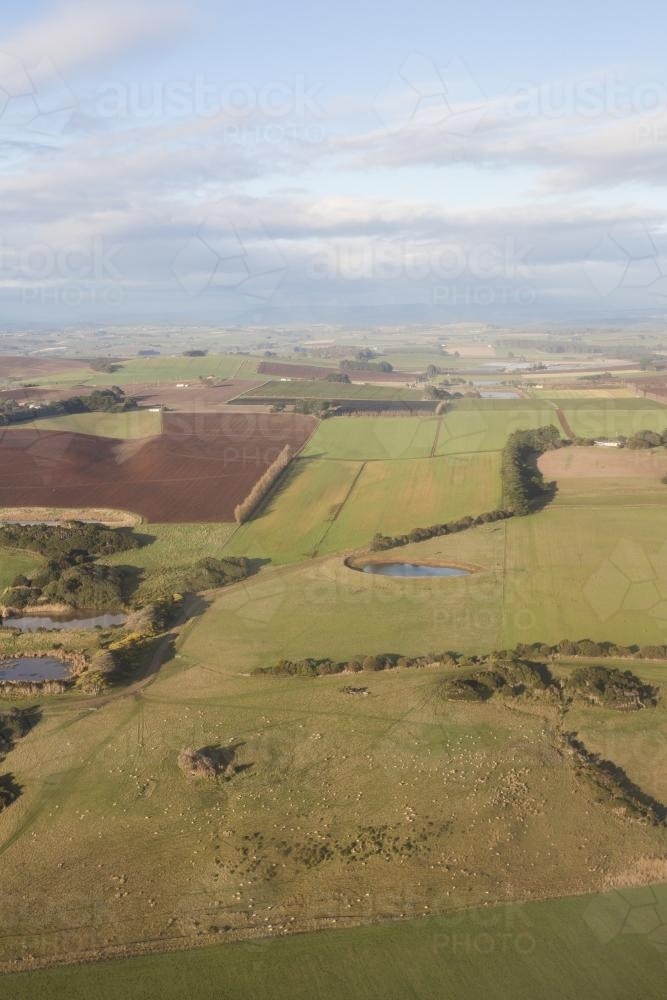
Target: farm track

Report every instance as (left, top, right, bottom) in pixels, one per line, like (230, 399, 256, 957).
(554, 407, 575, 439)
(429, 416, 443, 457)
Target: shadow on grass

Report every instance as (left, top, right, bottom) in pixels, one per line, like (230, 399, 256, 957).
(198, 741, 253, 778)
(0, 773, 22, 810)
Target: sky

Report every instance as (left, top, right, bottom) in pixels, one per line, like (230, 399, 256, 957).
(2, 0, 667, 328)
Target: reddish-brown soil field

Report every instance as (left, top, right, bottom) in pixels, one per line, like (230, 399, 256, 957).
(257, 361, 418, 383)
(0, 355, 91, 378)
(120, 380, 262, 410)
(0, 412, 316, 522)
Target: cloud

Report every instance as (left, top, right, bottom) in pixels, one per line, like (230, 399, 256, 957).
(332, 98, 667, 192)
(4, 0, 189, 76)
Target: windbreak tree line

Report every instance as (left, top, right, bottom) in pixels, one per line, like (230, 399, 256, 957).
(500, 424, 562, 514)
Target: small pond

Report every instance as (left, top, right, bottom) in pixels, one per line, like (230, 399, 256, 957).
(2, 612, 127, 632)
(359, 563, 471, 578)
(0, 657, 70, 681)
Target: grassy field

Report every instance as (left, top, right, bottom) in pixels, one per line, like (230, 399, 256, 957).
(28, 355, 259, 388)
(223, 450, 500, 564)
(190, 500, 667, 666)
(436, 401, 558, 455)
(29, 410, 163, 439)
(5, 888, 667, 1000)
(2, 627, 667, 977)
(237, 380, 423, 401)
(302, 416, 439, 460)
(0, 547, 43, 592)
(105, 523, 238, 572)
(552, 398, 667, 439)
(322, 453, 501, 555)
(0, 369, 93, 389)
(500, 506, 667, 647)
(302, 408, 566, 460)
(190, 525, 508, 662)
(223, 458, 365, 563)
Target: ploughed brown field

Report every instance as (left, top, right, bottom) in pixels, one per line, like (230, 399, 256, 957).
(0, 411, 315, 522)
(123, 379, 263, 410)
(0, 385, 88, 403)
(257, 360, 418, 382)
(0, 355, 91, 377)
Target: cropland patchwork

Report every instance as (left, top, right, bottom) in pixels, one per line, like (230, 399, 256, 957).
(2, 358, 667, 999)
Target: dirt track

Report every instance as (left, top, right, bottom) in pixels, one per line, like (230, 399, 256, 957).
(0, 412, 315, 522)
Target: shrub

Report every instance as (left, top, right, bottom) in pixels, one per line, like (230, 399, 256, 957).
(362, 655, 384, 672)
(566, 666, 655, 709)
(178, 747, 218, 779)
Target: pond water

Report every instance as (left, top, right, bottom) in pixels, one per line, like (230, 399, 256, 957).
(0, 657, 70, 681)
(2, 612, 127, 632)
(360, 563, 470, 578)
